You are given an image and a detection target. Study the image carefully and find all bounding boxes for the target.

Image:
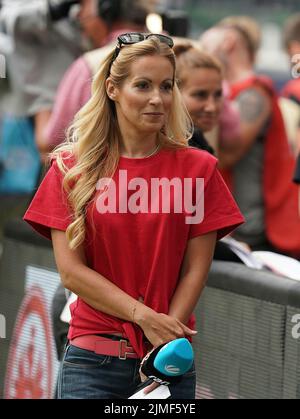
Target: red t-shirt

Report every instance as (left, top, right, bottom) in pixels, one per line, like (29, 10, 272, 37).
(24, 147, 244, 357)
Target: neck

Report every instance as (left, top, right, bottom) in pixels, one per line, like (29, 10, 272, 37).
(119, 130, 160, 158)
(225, 54, 254, 84)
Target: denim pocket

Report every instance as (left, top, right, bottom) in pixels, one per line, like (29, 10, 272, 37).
(63, 344, 112, 369)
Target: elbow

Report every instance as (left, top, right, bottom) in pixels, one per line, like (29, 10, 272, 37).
(58, 267, 77, 291)
(59, 271, 73, 291)
(57, 261, 86, 292)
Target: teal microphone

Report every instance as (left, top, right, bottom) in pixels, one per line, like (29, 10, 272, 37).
(141, 338, 194, 385)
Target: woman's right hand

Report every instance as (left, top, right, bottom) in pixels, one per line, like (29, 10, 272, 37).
(134, 304, 197, 349)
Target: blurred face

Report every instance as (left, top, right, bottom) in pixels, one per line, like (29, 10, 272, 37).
(287, 41, 300, 60)
(200, 28, 228, 64)
(108, 55, 174, 137)
(78, 0, 107, 47)
(180, 68, 223, 133)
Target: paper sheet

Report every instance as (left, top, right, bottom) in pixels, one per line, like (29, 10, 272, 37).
(252, 251, 300, 281)
(129, 385, 171, 399)
(60, 292, 77, 323)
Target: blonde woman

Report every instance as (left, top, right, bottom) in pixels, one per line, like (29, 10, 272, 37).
(24, 33, 244, 399)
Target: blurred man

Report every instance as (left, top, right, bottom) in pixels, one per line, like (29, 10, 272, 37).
(0, 0, 83, 163)
(44, 0, 150, 152)
(200, 17, 300, 258)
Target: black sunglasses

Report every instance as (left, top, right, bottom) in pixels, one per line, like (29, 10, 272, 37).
(110, 32, 174, 67)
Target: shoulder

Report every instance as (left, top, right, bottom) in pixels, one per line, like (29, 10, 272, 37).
(282, 79, 300, 104)
(169, 147, 218, 177)
(188, 129, 216, 155)
(233, 76, 274, 106)
(174, 146, 217, 162)
(235, 84, 272, 122)
(83, 43, 115, 76)
(84, 43, 115, 62)
(50, 151, 77, 173)
(62, 56, 92, 85)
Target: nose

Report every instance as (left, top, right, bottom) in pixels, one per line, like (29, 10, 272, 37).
(149, 89, 163, 106)
(204, 96, 218, 113)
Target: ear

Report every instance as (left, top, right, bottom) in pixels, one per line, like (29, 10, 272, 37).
(106, 77, 118, 102)
(223, 31, 237, 54)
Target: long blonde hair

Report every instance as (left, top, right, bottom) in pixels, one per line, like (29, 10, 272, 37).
(51, 37, 193, 249)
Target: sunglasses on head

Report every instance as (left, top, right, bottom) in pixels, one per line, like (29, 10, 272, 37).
(110, 32, 174, 67)
(117, 32, 174, 47)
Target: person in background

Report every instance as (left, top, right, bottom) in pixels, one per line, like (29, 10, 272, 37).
(0, 0, 83, 163)
(172, 37, 241, 156)
(200, 17, 300, 258)
(174, 40, 247, 264)
(44, 0, 150, 152)
(24, 33, 244, 398)
(282, 14, 300, 106)
(280, 14, 300, 158)
(174, 41, 224, 153)
(281, 14, 300, 215)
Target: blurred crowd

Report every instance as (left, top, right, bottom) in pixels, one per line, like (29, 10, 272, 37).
(0, 0, 300, 261)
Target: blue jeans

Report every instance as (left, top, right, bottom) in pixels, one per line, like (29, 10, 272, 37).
(57, 344, 196, 399)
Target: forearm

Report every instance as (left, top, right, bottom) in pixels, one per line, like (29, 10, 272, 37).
(61, 263, 146, 324)
(61, 264, 195, 346)
(168, 273, 208, 325)
(169, 232, 216, 324)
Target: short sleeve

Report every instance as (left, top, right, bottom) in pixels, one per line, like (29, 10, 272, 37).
(189, 166, 244, 240)
(23, 159, 73, 240)
(294, 155, 300, 184)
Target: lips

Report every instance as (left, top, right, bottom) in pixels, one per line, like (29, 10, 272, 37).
(197, 113, 217, 119)
(144, 113, 164, 116)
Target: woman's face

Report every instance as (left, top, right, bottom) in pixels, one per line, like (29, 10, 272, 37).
(180, 68, 223, 133)
(108, 55, 174, 137)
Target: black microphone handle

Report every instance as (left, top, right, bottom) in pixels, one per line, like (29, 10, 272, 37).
(136, 378, 155, 392)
